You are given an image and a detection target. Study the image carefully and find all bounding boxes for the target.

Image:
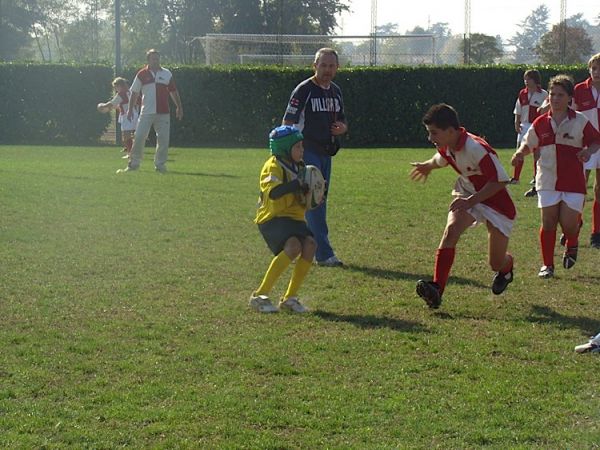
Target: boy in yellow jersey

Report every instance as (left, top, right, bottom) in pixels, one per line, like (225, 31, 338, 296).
(250, 125, 317, 313)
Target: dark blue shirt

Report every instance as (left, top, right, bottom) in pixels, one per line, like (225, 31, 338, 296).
(283, 77, 345, 154)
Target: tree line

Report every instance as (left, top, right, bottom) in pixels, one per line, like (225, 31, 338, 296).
(0, 0, 350, 64)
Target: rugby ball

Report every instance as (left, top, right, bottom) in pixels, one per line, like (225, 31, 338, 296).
(97, 103, 110, 114)
(303, 165, 325, 209)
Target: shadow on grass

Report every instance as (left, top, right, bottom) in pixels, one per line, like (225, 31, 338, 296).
(169, 171, 238, 178)
(527, 305, 600, 336)
(344, 263, 487, 288)
(313, 310, 429, 333)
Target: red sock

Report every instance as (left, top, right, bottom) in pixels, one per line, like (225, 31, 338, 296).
(565, 234, 579, 248)
(540, 227, 556, 267)
(513, 160, 523, 180)
(433, 247, 455, 294)
(593, 201, 600, 233)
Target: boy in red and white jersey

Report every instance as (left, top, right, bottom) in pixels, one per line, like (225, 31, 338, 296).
(97, 77, 139, 159)
(410, 104, 516, 309)
(511, 69, 548, 197)
(573, 53, 600, 248)
(512, 75, 600, 278)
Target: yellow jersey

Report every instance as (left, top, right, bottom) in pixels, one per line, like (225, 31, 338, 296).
(255, 156, 306, 224)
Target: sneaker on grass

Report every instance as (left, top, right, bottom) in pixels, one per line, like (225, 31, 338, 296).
(416, 280, 442, 309)
(317, 255, 344, 267)
(491, 269, 513, 295)
(249, 294, 278, 313)
(538, 265, 554, 278)
(279, 297, 308, 313)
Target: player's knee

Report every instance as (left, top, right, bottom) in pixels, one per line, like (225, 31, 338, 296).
(302, 236, 317, 259)
(284, 237, 302, 258)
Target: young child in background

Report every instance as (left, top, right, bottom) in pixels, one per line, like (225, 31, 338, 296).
(511, 69, 548, 198)
(512, 75, 600, 278)
(97, 77, 139, 160)
(250, 125, 316, 313)
(573, 53, 600, 248)
(410, 103, 516, 309)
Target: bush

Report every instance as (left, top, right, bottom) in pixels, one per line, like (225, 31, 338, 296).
(0, 63, 590, 147)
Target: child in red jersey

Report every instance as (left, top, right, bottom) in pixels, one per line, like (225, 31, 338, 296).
(512, 75, 600, 278)
(97, 77, 139, 160)
(511, 69, 548, 197)
(410, 103, 516, 309)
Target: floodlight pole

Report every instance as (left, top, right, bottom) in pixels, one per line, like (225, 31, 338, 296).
(115, 0, 122, 144)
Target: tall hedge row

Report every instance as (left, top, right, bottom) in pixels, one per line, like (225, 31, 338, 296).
(0, 63, 590, 147)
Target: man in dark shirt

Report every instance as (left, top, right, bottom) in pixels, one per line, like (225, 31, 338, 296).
(282, 48, 348, 267)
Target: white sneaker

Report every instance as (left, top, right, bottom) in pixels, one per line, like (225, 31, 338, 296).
(279, 297, 308, 313)
(249, 294, 278, 313)
(575, 333, 600, 353)
(317, 255, 344, 267)
(121, 154, 130, 159)
(116, 166, 137, 174)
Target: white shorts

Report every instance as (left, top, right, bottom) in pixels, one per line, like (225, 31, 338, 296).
(119, 112, 138, 132)
(466, 203, 514, 238)
(584, 151, 600, 170)
(537, 190, 585, 213)
(517, 123, 532, 147)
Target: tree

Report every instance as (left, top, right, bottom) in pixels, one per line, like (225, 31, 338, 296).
(535, 23, 593, 64)
(461, 33, 503, 64)
(508, 5, 549, 64)
(0, 1, 36, 60)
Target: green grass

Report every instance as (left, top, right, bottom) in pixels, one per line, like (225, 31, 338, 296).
(1, 145, 600, 448)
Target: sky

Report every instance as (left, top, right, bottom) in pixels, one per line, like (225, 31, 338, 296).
(337, 0, 599, 41)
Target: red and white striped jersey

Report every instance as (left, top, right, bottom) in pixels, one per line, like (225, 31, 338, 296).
(131, 65, 177, 115)
(525, 109, 600, 194)
(513, 87, 548, 124)
(433, 128, 516, 220)
(573, 77, 600, 131)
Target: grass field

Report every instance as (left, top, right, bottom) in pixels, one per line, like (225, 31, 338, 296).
(2, 145, 600, 448)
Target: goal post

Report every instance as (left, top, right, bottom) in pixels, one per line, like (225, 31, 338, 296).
(193, 33, 436, 66)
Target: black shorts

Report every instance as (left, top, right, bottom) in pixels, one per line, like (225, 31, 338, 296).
(258, 217, 313, 255)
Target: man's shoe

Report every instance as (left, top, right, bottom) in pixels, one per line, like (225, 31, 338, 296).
(508, 177, 519, 185)
(491, 269, 513, 295)
(416, 280, 442, 309)
(317, 255, 344, 267)
(591, 232, 600, 249)
(575, 333, 600, 353)
(538, 265, 554, 278)
(116, 165, 137, 174)
(279, 297, 308, 313)
(249, 294, 278, 313)
(562, 246, 578, 269)
(524, 187, 537, 197)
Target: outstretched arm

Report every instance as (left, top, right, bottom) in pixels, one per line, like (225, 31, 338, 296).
(409, 157, 442, 183)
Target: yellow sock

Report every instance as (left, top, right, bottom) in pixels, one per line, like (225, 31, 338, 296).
(283, 257, 312, 299)
(255, 252, 292, 295)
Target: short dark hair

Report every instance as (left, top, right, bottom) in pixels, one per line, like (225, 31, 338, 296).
(548, 74, 574, 97)
(524, 69, 542, 86)
(422, 103, 460, 130)
(146, 49, 160, 60)
(314, 48, 339, 65)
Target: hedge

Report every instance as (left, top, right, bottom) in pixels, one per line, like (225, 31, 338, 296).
(0, 63, 590, 147)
